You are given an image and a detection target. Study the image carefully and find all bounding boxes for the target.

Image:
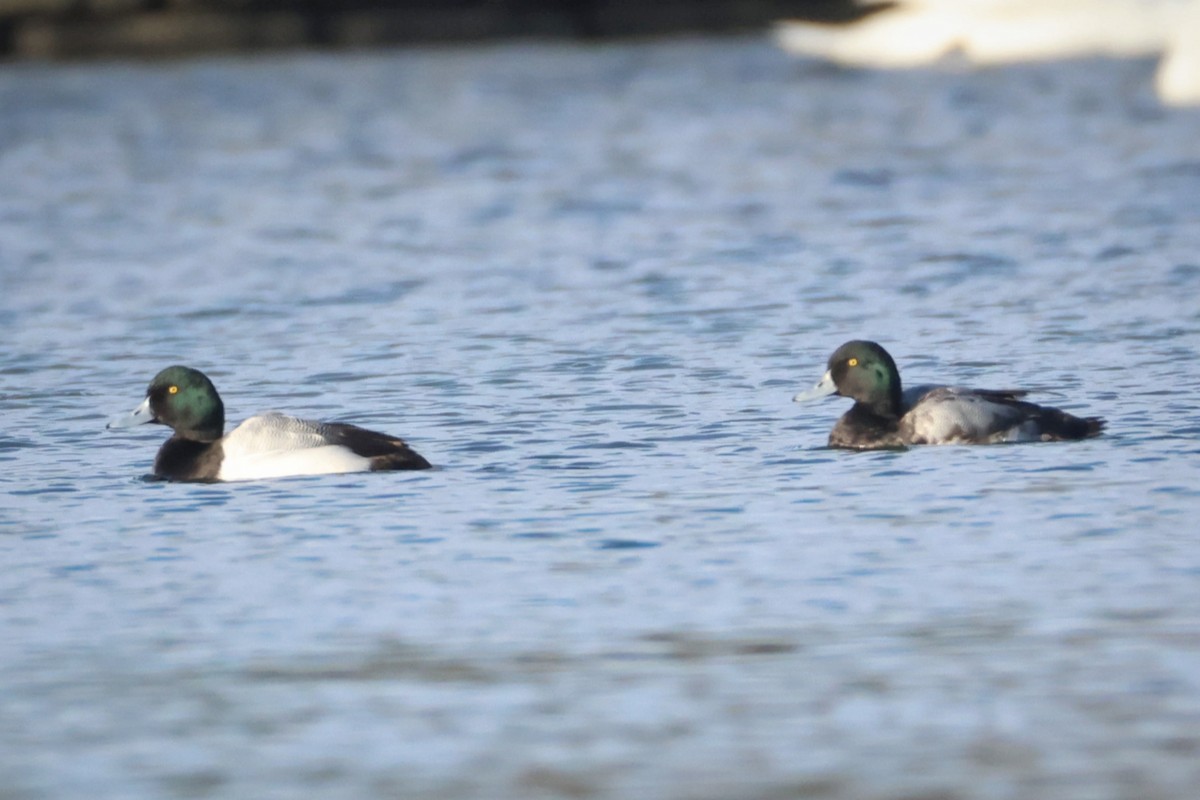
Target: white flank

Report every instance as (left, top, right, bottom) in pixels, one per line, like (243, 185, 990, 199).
(215, 413, 372, 482)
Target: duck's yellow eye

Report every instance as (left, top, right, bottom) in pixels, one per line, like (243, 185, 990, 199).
(848, 358, 859, 367)
(168, 385, 179, 394)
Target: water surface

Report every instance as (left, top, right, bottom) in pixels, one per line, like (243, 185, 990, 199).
(2, 37, 1200, 800)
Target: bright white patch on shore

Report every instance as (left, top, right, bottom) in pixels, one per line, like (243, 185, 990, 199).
(775, 0, 1200, 106)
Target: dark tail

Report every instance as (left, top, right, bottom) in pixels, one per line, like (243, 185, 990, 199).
(326, 422, 433, 470)
(369, 448, 432, 471)
(1038, 409, 1105, 441)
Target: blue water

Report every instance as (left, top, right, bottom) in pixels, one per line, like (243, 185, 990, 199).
(2, 37, 1200, 800)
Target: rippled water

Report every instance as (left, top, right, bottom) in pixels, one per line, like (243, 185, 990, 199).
(2, 37, 1200, 800)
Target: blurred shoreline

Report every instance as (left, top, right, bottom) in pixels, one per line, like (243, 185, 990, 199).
(0, 0, 858, 60)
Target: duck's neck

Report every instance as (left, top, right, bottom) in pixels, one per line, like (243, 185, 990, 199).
(860, 382, 903, 420)
(188, 405, 225, 442)
(847, 402, 901, 428)
(175, 425, 222, 443)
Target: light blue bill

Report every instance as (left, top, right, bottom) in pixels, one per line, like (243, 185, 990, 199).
(793, 370, 838, 403)
(107, 396, 155, 429)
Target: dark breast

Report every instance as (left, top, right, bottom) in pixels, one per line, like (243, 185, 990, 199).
(154, 437, 224, 481)
(829, 406, 905, 450)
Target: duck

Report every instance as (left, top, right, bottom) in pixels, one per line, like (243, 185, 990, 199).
(793, 340, 1106, 450)
(107, 366, 431, 481)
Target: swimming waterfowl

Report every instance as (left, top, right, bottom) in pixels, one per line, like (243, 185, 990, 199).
(108, 366, 431, 481)
(793, 340, 1105, 449)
